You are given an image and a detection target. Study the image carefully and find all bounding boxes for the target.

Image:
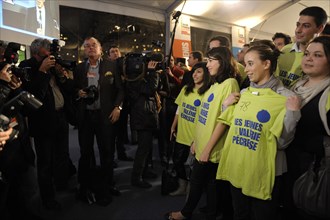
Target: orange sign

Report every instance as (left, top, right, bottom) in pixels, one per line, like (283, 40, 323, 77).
(172, 15, 192, 59)
(173, 39, 192, 58)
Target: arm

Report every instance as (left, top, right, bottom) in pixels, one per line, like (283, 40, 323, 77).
(199, 122, 228, 162)
(277, 95, 301, 150)
(167, 65, 184, 85)
(19, 57, 54, 100)
(109, 61, 125, 124)
(140, 61, 159, 96)
(222, 92, 240, 111)
(170, 108, 179, 141)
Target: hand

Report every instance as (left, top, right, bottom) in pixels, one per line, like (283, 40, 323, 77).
(0, 64, 12, 82)
(223, 92, 240, 108)
(39, 55, 55, 73)
(166, 67, 174, 78)
(78, 89, 88, 98)
(286, 95, 301, 111)
(199, 148, 210, 163)
(190, 141, 196, 155)
(8, 75, 22, 90)
(55, 64, 69, 78)
(0, 127, 13, 151)
(170, 128, 176, 141)
(109, 107, 120, 124)
(147, 61, 157, 70)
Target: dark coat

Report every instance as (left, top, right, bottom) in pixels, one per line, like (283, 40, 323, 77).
(126, 71, 159, 131)
(73, 58, 124, 125)
(19, 57, 74, 137)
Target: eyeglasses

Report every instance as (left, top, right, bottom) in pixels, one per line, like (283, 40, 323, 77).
(206, 57, 218, 62)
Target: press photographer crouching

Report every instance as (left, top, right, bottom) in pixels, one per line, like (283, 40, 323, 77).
(123, 52, 161, 188)
(18, 38, 76, 211)
(0, 54, 43, 219)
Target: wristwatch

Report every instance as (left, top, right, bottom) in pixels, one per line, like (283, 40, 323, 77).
(115, 105, 122, 110)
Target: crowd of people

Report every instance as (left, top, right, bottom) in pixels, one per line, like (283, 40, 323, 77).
(0, 5, 329, 220)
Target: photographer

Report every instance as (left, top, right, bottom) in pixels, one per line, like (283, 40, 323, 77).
(74, 37, 124, 206)
(18, 38, 75, 210)
(0, 52, 43, 219)
(0, 64, 14, 150)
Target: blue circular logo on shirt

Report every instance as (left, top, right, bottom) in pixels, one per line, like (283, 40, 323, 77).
(256, 110, 271, 123)
(207, 93, 214, 102)
(194, 99, 201, 107)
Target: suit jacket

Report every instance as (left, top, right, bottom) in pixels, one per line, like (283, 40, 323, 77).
(73, 58, 124, 125)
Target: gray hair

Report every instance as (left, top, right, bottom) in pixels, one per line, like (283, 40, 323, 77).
(30, 38, 51, 55)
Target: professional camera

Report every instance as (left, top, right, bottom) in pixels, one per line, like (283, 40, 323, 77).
(0, 91, 43, 142)
(0, 42, 31, 82)
(50, 39, 76, 71)
(82, 85, 99, 105)
(123, 52, 165, 81)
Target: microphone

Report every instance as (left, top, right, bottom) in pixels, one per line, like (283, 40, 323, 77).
(172, 11, 181, 20)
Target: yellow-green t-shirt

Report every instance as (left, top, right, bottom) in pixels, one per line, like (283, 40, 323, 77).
(195, 78, 240, 163)
(275, 43, 303, 88)
(175, 87, 203, 146)
(216, 87, 287, 200)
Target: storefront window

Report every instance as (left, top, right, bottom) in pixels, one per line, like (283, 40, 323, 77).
(59, 6, 165, 63)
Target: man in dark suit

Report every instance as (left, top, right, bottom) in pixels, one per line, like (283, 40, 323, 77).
(73, 37, 124, 206)
(19, 38, 75, 210)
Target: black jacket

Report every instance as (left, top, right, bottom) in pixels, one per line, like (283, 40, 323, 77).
(19, 57, 74, 137)
(73, 58, 124, 125)
(126, 71, 159, 130)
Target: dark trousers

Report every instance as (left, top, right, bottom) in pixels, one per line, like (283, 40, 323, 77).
(34, 110, 70, 202)
(230, 177, 280, 220)
(181, 159, 218, 220)
(77, 110, 115, 189)
(131, 130, 153, 181)
(157, 105, 168, 161)
(172, 142, 190, 180)
(1, 166, 39, 220)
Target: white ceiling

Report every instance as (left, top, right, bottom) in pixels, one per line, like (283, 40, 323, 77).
(96, 0, 330, 38)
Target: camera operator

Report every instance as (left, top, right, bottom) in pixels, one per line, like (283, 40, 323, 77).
(73, 37, 124, 206)
(18, 38, 75, 210)
(126, 58, 160, 188)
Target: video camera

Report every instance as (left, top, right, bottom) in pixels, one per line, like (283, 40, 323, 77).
(50, 39, 76, 71)
(0, 42, 31, 82)
(122, 52, 165, 82)
(0, 90, 42, 141)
